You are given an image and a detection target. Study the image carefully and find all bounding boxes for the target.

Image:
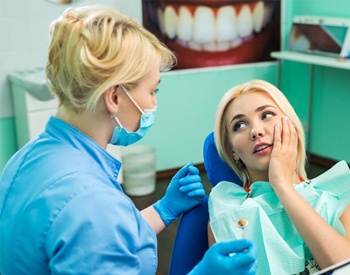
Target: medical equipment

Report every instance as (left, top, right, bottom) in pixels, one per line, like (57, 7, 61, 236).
(237, 218, 249, 239)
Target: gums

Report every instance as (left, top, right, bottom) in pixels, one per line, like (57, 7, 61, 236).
(142, 0, 281, 70)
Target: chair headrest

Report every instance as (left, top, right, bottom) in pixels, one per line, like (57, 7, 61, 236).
(203, 132, 243, 187)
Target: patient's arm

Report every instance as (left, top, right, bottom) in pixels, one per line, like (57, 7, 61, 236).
(207, 221, 216, 247)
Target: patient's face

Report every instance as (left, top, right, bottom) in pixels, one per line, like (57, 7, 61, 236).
(225, 91, 284, 182)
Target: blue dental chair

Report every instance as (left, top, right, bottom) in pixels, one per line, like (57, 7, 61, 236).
(168, 132, 243, 275)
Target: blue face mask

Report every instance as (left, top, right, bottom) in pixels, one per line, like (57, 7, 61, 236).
(109, 85, 157, 146)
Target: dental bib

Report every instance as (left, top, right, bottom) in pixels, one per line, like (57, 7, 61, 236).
(208, 161, 350, 275)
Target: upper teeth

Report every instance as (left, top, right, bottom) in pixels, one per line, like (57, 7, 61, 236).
(158, 1, 274, 52)
(256, 145, 269, 151)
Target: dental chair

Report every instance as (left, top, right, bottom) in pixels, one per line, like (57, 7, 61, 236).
(168, 132, 243, 275)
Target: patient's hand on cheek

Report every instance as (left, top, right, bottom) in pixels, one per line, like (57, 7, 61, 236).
(268, 116, 298, 190)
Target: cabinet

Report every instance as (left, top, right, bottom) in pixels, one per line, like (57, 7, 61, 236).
(9, 68, 123, 182)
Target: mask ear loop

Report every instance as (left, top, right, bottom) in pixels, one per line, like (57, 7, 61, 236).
(121, 85, 144, 114)
(112, 115, 124, 128)
(111, 110, 125, 128)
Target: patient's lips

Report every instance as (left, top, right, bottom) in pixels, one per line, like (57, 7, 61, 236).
(143, 0, 280, 69)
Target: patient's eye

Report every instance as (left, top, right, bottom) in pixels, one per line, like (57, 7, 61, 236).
(233, 121, 247, 131)
(262, 111, 275, 120)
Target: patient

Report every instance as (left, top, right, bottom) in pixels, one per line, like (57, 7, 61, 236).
(207, 79, 350, 274)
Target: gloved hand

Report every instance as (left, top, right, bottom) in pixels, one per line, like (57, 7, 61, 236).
(188, 239, 258, 275)
(153, 162, 205, 226)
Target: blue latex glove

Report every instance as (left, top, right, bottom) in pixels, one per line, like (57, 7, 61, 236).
(188, 239, 258, 275)
(153, 162, 205, 226)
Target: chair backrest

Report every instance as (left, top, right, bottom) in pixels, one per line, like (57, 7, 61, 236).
(168, 132, 242, 275)
(203, 132, 243, 187)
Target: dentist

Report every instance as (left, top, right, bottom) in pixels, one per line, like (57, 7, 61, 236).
(0, 5, 257, 275)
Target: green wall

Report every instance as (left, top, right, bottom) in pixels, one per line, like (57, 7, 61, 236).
(138, 63, 277, 171)
(0, 63, 277, 173)
(280, 0, 350, 163)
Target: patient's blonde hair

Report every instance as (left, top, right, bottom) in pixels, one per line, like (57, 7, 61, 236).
(214, 79, 307, 184)
(46, 5, 176, 113)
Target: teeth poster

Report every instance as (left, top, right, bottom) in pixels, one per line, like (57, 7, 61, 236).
(142, 0, 281, 70)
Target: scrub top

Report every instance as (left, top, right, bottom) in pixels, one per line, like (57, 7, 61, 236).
(0, 116, 157, 274)
(209, 161, 350, 275)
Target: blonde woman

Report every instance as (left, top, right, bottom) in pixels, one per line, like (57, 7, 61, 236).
(0, 5, 257, 274)
(208, 79, 350, 274)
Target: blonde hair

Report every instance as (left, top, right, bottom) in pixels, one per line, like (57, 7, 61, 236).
(46, 5, 176, 113)
(214, 79, 307, 184)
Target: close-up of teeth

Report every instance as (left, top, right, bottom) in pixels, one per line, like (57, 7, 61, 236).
(256, 145, 269, 152)
(142, 0, 280, 69)
(158, 1, 273, 52)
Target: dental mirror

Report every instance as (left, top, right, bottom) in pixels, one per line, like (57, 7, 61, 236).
(237, 218, 249, 238)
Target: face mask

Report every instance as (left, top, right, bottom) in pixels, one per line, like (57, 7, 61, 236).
(109, 85, 157, 146)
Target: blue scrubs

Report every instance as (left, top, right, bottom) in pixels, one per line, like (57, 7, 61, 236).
(0, 116, 157, 274)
